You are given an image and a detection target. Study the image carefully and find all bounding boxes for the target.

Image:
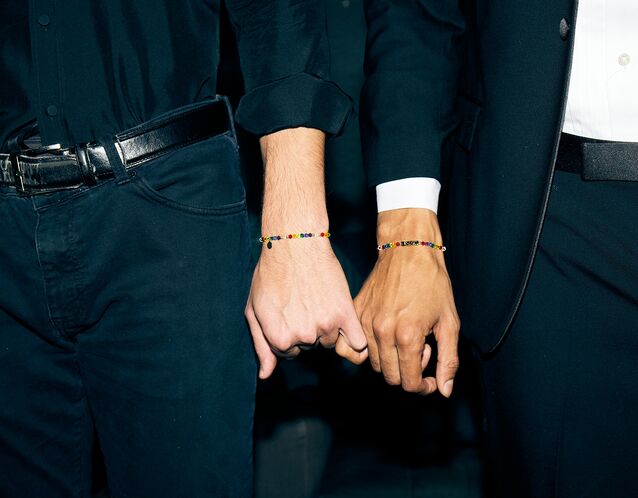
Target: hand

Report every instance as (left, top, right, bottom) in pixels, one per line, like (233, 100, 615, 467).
(246, 237, 367, 379)
(336, 208, 460, 397)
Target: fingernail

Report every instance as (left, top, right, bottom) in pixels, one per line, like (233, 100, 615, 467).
(443, 380, 454, 398)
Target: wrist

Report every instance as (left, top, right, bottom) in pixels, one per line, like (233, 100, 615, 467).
(260, 216, 329, 237)
(376, 208, 442, 243)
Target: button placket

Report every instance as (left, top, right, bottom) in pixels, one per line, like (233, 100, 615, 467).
(30, 0, 64, 144)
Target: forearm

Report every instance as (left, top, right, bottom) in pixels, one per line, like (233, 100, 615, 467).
(248, 128, 366, 379)
(260, 127, 329, 234)
(377, 208, 443, 245)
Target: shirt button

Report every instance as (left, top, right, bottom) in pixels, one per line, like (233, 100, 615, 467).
(559, 18, 570, 41)
(38, 14, 51, 26)
(618, 53, 631, 66)
(46, 105, 58, 117)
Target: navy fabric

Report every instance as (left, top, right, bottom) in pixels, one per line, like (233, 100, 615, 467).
(479, 171, 638, 498)
(0, 1, 351, 148)
(0, 122, 257, 497)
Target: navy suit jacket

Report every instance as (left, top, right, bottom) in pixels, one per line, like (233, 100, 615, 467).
(360, 0, 579, 353)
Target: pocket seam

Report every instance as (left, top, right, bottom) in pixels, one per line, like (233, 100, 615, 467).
(131, 176, 246, 217)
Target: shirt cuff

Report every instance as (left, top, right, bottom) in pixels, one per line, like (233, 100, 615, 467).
(376, 177, 441, 214)
(235, 72, 353, 137)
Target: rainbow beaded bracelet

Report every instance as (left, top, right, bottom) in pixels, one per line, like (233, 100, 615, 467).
(377, 240, 446, 252)
(259, 232, 331, 249)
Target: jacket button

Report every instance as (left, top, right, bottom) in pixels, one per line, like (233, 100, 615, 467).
(38, 14, 51, 26)
(46, 105, 58, 117)
(559, 18, 570, 41)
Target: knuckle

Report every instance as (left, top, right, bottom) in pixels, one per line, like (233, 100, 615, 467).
(318, 334, 337, 349)
(440, 356, 460, 371)
(372, 318, 394, 341)
(316, 317, 336, 333)
(283, 347, 301, 359)
(384, 374, 401, 387)
(360, 315, 374, 334)
(244, 305, 253, 319)
(269, 334, 292, 352)
(395, 326, 420, 347)
(299, 330, 318, 345)
(402, 380, 421, 393)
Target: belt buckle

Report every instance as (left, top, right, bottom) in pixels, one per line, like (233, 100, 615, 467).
(10, 146, 76, 196)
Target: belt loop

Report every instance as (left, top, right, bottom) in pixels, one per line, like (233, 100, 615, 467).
(98, 135, 129, 184)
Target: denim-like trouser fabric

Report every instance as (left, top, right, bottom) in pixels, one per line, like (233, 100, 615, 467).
(0, 101, 257, 498)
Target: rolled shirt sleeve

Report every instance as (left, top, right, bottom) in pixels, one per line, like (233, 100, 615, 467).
(226, 0, 353, 136)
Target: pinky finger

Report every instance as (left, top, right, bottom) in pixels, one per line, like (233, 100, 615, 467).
(245, 306, 277, 379)
(336, 333, 368, 365)
(421, 343, 432, 371)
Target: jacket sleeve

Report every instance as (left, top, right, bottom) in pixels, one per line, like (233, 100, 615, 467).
(360, 0, 465, 187)
(226, 0, 353, 137)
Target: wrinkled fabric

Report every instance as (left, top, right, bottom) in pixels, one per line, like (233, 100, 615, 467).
(0, 0, 352, 149)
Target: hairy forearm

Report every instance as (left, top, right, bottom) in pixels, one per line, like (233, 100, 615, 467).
(248, 127, 366, 379)
(260, 127, 329, 233)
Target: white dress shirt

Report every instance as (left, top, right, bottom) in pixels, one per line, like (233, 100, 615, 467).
(376, 0, 638, 213)
(563, 0, 638, 141)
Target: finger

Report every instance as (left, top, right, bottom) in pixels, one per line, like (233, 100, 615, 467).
(245, 306, 277, 380)
(339, 306, 368, 352)
(335, 333, 369, 365)
(421, 343, 433, 371)
(298, 338, 321, 351)
(318, 328, 339, 348)
(353, 287, 379, 370)
(421, 376, 438, 395)
(274, 345, 302, 358)
(363, 321, 381, 372)
(375, 327, 401, 386)
(396, 330, 435, 395)
(434, 314, 460, 398)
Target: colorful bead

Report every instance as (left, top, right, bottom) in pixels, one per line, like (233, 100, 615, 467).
(259, 231, 331, 249)
(377, 240, 446, 253)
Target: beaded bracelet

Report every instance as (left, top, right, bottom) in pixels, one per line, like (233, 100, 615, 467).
(259, 232, 331, 249)
(377, 240, 446, 252)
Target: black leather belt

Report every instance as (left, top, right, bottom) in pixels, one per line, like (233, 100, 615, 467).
(0, 99, 231, 195)
(556, 133, 638, 181)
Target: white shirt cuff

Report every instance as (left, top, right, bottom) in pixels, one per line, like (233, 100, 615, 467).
(375, 177, 441, 214)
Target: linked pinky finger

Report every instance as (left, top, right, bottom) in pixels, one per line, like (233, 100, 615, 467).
(336, 332, 369, 365)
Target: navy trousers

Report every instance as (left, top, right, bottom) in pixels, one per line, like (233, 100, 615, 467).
(0, 107, 256, 497)
(479, 170, 638, 498)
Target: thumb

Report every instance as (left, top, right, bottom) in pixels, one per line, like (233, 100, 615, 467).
(434, 314, 460, 398)
(246, 306, 278, 379)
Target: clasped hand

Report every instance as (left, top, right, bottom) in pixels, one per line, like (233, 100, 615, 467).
(337, 208, 460, 397)
(245, 238, 367, 379)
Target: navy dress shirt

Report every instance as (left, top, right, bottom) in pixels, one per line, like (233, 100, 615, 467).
(0, 0, 352, 150)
